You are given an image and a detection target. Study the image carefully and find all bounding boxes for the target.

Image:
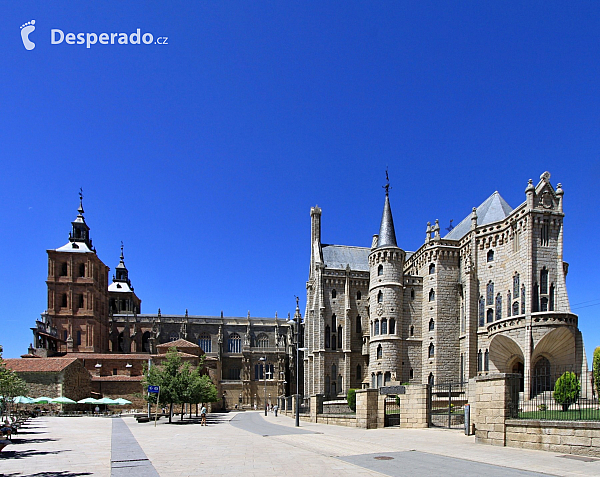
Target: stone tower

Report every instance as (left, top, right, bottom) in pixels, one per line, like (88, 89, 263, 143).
(367, 187, 406, 388)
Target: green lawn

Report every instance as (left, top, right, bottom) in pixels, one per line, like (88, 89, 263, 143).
(518, 409, 600, 421)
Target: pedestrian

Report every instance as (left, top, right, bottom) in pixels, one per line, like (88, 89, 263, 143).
(94, 405, 100, 415)
(254, 403, 257, 411)
(274, 404, 278, 417)
(200, 403, 207, 426)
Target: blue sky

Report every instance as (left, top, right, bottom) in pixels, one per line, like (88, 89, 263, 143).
(1, 2, 599, 363)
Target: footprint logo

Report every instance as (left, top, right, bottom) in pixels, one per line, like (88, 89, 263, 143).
(20, 20, 36, 50)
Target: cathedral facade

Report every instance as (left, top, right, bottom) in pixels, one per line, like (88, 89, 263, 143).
(304, 172, 587, 399)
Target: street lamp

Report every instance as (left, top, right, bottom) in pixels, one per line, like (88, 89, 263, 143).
(288, 296, 308, 427)
(259, 356, 267, 416)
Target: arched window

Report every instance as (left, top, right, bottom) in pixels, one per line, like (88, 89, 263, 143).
(228, 333, 241, 353)
(331, 365, 337, 395)
(389, 318, 395, 335)
(377, 345, 382, 359)
(331, 314, 336, 329)
(118, 332, 125, 352)
(381, 318, 387, 334)
(429, 289, 435, 302)
(325, 326, 330, 348)
(356, 316, 362, 333)
(378, 264, 383, 276)
(410, 289, 415, 300)
(60, 262, 68, 276)
(477, 350, 482, 372)
(356, 290, 361, 300)
(479, 297, 485, 327)
(377, 291, 383, 303)
(79, 263, 85, 277)
(331, 332, 337, 350)
(486, 309, 493, 323)
(429, 263, 435, 274)
(338, 374, 342, 393)
(256, 333, 269, 348)
(331, 381, 337, 398)
(540, 268, 548, 295)
(486, 281, 494, 305)
(429, 318, 435, 331)
(384, 371, 391, 385)
(428, 343, 434, 358)
(410, 368, 414, 379)
(338, 326, 342, 348)
(549, 283, 555, 311)
(142, 331, 151, 352)
(357, 364, 362, 380)
(484, 349, 489, 372)
(371, 373, 376, 388)
(512, 301, 519, 316)
(332, 289, 337, 299)
(410, 325, 414, 336)
(507, 291, 512, 317)
(487, 249, 494, 262)
(513, 273, 520, 298)
(374, 320, 380, 335)
(428, 373, 434, 386)
(521, 285, 526, 314)
(495, 293, 502, 321)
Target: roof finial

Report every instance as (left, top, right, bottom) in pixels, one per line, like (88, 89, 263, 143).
(78, 188, 84, 214)
(120, 241, 124, 261)
(383, 168, 391, 196)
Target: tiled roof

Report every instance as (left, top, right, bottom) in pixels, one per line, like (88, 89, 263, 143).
(4, 357, 79, 373)
(322, 244, 370, 271)
(91, 375, 143, 382)
(157, 339, 199, 348)
(66, 353, 152, 360)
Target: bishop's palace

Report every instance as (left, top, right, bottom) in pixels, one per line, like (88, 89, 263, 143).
(19, 171, 586, 408)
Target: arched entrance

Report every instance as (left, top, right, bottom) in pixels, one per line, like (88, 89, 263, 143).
(511, 360, 524, 392)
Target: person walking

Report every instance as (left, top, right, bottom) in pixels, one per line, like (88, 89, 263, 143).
(274, 404, 278, 417)
(200, 404, 207, 426)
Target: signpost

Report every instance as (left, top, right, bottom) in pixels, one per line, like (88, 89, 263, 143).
(148, 385, 160, 427)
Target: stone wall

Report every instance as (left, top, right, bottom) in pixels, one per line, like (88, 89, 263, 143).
(398, 384, 430, 428)
(474, 373, 519, 446)
(355, 389, 378, 429)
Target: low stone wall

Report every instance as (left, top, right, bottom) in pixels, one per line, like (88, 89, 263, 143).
(322, 400, 353, 414)
(506, 419, 600, 457)
(317, 414, 356, 427)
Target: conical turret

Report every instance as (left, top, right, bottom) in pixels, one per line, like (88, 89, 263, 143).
(376, 187, 397, 248)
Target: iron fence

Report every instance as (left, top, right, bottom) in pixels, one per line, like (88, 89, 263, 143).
(516, 365, 598, 421)
(429, 381, 468, 429)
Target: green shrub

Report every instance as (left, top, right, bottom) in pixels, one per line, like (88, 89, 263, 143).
(553, 371, 580, 412)
(593, 347, 600, 398)
(347, 389, 357, 412)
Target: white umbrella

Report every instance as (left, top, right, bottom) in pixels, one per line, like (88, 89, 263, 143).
(113, 398, 132, 405)
(50, 397, 76, 404)
(96, 397, 118, 404)
(77, 397, 100, 404)
(13, 396, 33, 404)
(32, 397, 53, 404)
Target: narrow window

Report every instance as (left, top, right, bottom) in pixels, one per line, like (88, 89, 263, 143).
(377, 373, 383, 388)
(377, 291, 383, 303)
(477, 350, 482, 372)
(377, 264, 383, 276)
(479, 297, 485, 327)
(486, 308, 493, 323)
(325, 326, 330, 348)
(409, 368, 414, 379)
(198, 334, 212, 353)
(384, 371, 391, 385)
(540, 268, 548, 295)
(338, 325, 342, 348)
(429, 289, 435, 302)
(356, 290, 361, 300)
(389, 318, 395, 335)
(61, 293, 67, 308)
(371, 374, 376, 389)
(541, 220, 549, 246)
(486, 281, 494, 305)
(410, 289, 415, 300)
(381, 318, 387, 334)
(113, 368, 118, 376)
(357, 364, 362, 380)
(513, 273, 520, 298)
(429, 263, 435, 274)
(495, 293, 502, 321)
(374, 320, 379, 335)
(337, 374, 342, 393)
(533, 283, 539, 312)
(61, 262, 68, 276)
(63, 330, 68, 341)
(549, 284, 555, 311)
(428, 343, 434, 358)
(521, 285, 526, 314)
(377, 345, 382, 359)
(484, 349, 489, 372)
(332, 289, 337, 299)
(79, 263, 85, 277)
(255, 364, 263, 380)
(331, 314, 337, 329)
(507, 291, 511, 317)
(410, 325, 414, 336)
(540, 297, 548, 312)
(76, 330, 81, 346)
(487, 250, 494, 262)
(512, 302, 519, 316)
(331, 333, 336, 350)
(326, 375, 331, 394)
(257, 334, 269, 348)
(228, 333, 241, 353)
(428, 373, 434, 386)
(356, 316, 362, 333)
(429, 318, 434, 331)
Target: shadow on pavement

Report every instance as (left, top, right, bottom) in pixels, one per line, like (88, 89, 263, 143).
(4, 472, 92, 477)
(0, 449, 66, 459)
(9, 437, 57, 444)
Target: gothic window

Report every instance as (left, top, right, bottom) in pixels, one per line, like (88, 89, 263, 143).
(378, 264, 383, 276)
(479, 297, 485, 327)
(521, 285, 526, 314)
(429, 263, 435, 274)
(487, 308, 493, 323)
(169, 331, 178, 342)
(374, 320, 380, 336)
(484, 349, 489, 372)
(229, 368, 241, 380)
(513, 273, 520, 298)
(533, 283, 539, 312)
(331, 379, 337, 396)
(389, 318, 395, 335)
(356, 290, 361, 300)
(429, 318, 434, 331)
(60, 262, 68, 276)
(410, 325, 414, 336)
(331, 332, 337, 350)
(256, 333, 269, 348)
(377, 291, 383, 303)
(228, 333, 241, 353)
(512, 302, 519, 316)
(142, 331, 151, 352)
(486, 281, 494, 305)
(332, 364, 337, 383)
(325, 326, 330, 348)
(377, 344, 382, 359)
(332, 289, 337, 299)
(357, 364, 362, 380)
(381, 318, 387, 334)
(540, 268, 548, 295)
(428, 343, 434, 358)
(410, 289, 415, 300)
(338, 326, 342, 348)
(331, 314, 337, 329)
(540, 297, 548, 312)
(477, 350, 482, 372)
(384, 371, 391, 385)
(428, 373, 434, 386)
(61, 293, 67, 308)
(541, 220, 549, 246)
(338, 374, 342, 393)
(356, 316, 362, 333)
(198, 334, 211, 353)
(495, 294, 502, 321)
(549, 284, 555, 311)
(76, 330, 81, 346)
(255, 364, 263, 380)
(409, 368, 414, 379)
(507, 291, 511, 317)
(429, 289, 435, 302)
(79, 263, 85, 277)
(487, 250, 494, 262)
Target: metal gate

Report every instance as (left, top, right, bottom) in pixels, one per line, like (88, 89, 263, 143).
(384, 395, 400, 427)
(429, 381, 467, 429)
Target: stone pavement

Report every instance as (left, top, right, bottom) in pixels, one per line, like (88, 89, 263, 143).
(1, 412, 600, 477)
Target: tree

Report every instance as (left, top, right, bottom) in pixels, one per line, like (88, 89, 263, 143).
(347, 389, 356, 412)
(593, 347, 600, 399)
(553, 371, 580, 412)
(0, 352, 29, 419)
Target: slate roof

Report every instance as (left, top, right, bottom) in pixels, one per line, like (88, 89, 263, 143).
(108, 281, 133, 293)
(54, 241, 93, 253)
(322, 244, 370, 271)
(4, 357, 79, 373)
(377, 194, 398, 247)
(444, 191, 514, 241)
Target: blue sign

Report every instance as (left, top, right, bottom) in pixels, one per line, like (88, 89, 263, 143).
(148, 385, 160, 393)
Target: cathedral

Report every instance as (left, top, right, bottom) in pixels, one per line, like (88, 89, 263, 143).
(304, 172, 587, 399)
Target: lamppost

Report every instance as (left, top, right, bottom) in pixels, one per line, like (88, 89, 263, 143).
(259, 356, 267, 416)
(288, 296, 307, 427)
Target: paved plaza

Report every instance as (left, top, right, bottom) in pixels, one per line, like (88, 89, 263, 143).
(1, 412, 600, 477)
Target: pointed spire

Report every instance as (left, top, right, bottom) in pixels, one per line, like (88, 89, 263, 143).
(78, 188, 84, 215)
(376, 172, 397, 247)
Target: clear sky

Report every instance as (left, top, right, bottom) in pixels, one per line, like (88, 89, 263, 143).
(1, 2, 599, 363)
